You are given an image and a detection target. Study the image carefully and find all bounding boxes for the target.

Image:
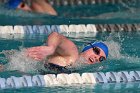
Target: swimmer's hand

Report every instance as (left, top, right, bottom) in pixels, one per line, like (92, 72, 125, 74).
(26, 46, 54, 61)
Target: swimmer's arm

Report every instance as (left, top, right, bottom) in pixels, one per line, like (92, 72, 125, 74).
(31, 0, 57, 15)
(47, 32, 62, 51)
(27, 32, 64, 60)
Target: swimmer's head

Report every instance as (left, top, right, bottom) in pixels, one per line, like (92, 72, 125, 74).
(7, 0, 23, 9)
(82, 42, 108, 64)
(82, 42, 108, 58)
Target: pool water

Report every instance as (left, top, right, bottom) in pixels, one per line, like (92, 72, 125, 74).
(0, 1, 140, 93)
(0, 1, 140, 25)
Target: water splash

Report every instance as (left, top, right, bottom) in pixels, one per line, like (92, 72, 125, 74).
(100, 32, 140, 72)
(105, 40, 122, 60)
(104, 32, 140, 63)
(2, 49, 43, 73)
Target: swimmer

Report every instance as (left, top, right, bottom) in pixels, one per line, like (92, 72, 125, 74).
(27, 32, 109, 73)
(7, 0, 57, 15)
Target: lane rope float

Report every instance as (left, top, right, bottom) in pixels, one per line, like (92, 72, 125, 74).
(0, 71, 140, 89)
(0, 24, 139, 34)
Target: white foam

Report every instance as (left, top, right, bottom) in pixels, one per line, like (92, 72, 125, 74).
(3, 49, 43, 73)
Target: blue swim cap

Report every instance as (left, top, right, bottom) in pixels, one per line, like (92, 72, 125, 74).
(7, 0, 23, 9)
(82, 42, 109, 58)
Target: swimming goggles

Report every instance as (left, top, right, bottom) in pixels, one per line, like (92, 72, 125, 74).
(89, 43, 106, 62)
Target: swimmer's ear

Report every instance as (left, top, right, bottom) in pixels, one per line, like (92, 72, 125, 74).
(17, 2, 32, 12)
(21, 3, 25, 8)
(18, 2, 25, 9)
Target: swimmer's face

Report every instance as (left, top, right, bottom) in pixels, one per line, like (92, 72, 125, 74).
(82, 47, 106, 64)
(17, 2, 31, 11)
